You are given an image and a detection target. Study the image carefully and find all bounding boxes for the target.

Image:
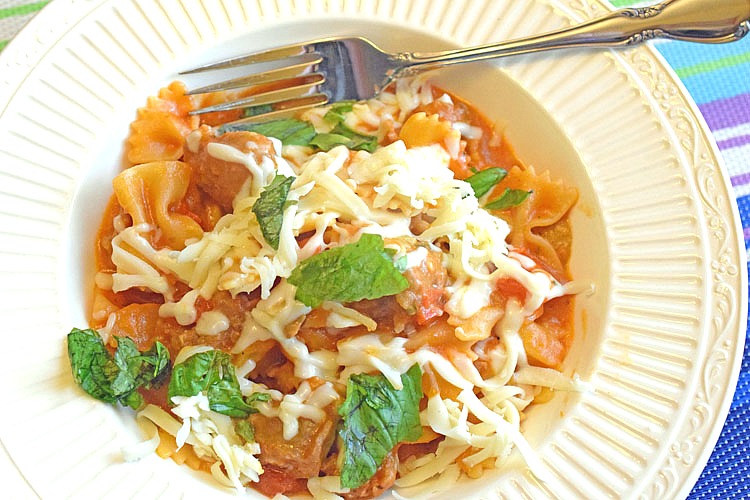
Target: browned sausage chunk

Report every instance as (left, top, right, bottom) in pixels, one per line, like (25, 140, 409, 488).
(184, 127, 278, 212)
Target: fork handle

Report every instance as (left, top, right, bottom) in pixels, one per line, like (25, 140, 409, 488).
(397, 0, 750, 73)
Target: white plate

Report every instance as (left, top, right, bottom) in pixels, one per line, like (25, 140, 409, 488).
(0, 0, 745, 499)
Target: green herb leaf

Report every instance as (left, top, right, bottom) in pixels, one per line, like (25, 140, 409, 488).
(308, 133, 353, 150)
(465, 167, 507, 198)
(287, 233, 409, 308)
(241, 104, 274, 118)
(221, 118, 316, 146)
(393, 254, 408, 273)
(309, 101, 377, 152)
(323, 101, 355, 124)
(309, 123, 378, 153)
(115, 336, 170, 390)
(235, 419, 256, 443)
(221, 104, 376, 152)
(338, 364, 423, 489)
(484, 188, 532, 210)
(246, 392, 272, 407)
(67, 328, 170, 410)
(233, 393, 272, 443)
(168, 349, 263, 418)
(252, 174, 295, 249)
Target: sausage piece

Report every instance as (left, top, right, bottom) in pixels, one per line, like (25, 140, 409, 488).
(184, 127, 278, 212)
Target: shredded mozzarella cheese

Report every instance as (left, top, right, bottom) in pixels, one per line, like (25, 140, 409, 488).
(250, 281, 337, 379)
(257, 381, 339, 440)
(195, 310, 230, 336)
(135, 400, 263, 493)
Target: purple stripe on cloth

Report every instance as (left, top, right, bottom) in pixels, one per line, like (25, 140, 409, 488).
(731, 171, 750, 186)
(744, 226, 750, 240)
(718, 134, 750, 151)
(698, 93, 750, 130)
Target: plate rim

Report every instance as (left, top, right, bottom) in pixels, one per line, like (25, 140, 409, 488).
(628, 44, 748, 499)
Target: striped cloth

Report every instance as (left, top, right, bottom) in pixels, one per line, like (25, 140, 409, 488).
(0, 0, 48, 51)
(1, 1, 748, 498)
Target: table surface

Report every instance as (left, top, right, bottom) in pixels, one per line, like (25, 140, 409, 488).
(1, 0, 748, 498)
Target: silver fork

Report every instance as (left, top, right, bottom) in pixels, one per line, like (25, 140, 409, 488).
(183, 0, 750, 125)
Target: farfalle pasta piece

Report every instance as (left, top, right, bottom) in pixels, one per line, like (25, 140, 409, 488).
(519, 295, 574, 368)
(127, 81, 199, 165)
(499, 165, 578, 227)
(448, 304, 505, 342)
(399, 112, 462, 158)
(112, 160, 203, 249)
(155, 428, 206, 471)
(494, 165, 578, 274)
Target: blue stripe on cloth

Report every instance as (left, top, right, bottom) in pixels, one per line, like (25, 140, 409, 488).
(664, 61, 750, 105)
(688, 267, 750, 500)
(651, 37, 750, 104)
(688, 391, 750, 499)
(655, 36, 750, 69)
(733, 194, 750, 235)
(734, 194, 750, 220)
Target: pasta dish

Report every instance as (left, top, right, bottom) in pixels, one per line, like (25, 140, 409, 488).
(66, 76, 582, 499)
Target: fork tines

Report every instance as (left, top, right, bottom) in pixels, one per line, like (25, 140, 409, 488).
(185, 57, 323, 96)
(181, 43, 312, 74)
(188, 74, 325, 115)
(181, 41, 330, 124)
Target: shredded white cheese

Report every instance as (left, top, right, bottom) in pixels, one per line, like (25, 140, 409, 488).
(322, 301, 377, 331)
(256, 380, 339, 440)
(137, 399, 264, 493)
(159, 289, 200, 326)
(250, 281, 337, 380)
(196, 310, 230, 336)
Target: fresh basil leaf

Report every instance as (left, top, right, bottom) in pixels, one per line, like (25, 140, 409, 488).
(323, 101, 355, 124)
(334, 123, 378, 152)
(309, 123, 378, 153)
(241, 104, 274, 118)
(235, 419, 256, 443)
(484, 188, 532, 210)
(287, 233, 409, 308)
(393, 254, 408, 273)
(246, 392, 272, 405)
(308, 133, 353, 150)
(221, 118, 316, 146)
(338, 364, 423, 489)
(221, 108, 376, 152)
(67, 328, 170, 410)
(67, 328, 121, 404)
(168, 349, 263, 418)
(234, 395, 271, 443)
(252, 174, 295, 249)
(116, 336, 170, 387)
(465, 167, 507, 198)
